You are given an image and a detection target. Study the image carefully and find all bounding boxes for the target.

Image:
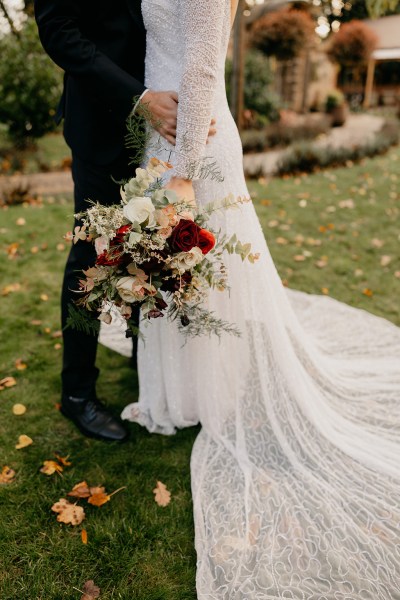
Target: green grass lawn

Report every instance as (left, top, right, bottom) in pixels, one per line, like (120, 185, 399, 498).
(0, 148, 399, 599)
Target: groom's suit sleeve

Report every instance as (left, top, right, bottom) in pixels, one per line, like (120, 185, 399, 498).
(34, 0, 146, 117)
(174, 0, 227, 179)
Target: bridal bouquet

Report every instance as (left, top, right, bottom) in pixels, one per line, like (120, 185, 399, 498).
(67, 158, 258, 338)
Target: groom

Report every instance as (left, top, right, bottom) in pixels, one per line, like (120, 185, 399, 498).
(34, 0, 180, 442)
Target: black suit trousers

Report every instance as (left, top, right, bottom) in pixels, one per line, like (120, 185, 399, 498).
(61, 149, 139, 398)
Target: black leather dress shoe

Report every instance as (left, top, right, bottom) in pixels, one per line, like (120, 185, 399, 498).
(61, 395, 129, 442)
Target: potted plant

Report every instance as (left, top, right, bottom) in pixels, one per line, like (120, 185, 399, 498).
(325, 90, 348, 127)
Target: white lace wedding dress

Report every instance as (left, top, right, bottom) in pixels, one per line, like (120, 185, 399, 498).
(99, 0, 400, 597)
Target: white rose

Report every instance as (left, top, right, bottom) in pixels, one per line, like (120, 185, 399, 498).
(116, 276, 156, 303)
(123, 197, 156, 227)
(170, 247, 204, 272)
(116, 277, 141, 303)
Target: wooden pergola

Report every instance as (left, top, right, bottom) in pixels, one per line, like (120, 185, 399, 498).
(363, 15, 400, 108)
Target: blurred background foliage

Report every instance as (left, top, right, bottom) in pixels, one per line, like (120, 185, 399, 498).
(0, 17, 62, 147)
(0, 0, 399, 172)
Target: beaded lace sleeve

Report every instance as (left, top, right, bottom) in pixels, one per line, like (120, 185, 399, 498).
(174, 0, 229, 179)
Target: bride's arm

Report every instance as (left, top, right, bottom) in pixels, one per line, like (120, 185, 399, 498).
(173, 0, 229, 180)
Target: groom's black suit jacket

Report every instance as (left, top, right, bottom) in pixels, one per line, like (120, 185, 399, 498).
(34, 0, 146, 165)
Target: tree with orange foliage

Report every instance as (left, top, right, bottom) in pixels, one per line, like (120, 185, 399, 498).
(251, 9, 315, 61)
(327, 20, 379, 67)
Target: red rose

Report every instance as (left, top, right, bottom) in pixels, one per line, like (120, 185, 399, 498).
(198, 229, 216, 255)
(114, 224, 131, 244)
(95, 225, 131, 266)
(169, 219, 201, 252)
(96, 249, 124, 266)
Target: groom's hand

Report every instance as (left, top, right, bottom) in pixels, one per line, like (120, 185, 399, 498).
(139, 90, 178, 145)
(139, 90, 216, 146)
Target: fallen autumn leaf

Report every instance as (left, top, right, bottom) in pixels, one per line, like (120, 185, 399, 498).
(153, 481, 171, 507)
(15, 434, 33, 449)
(51, 498, 85, 526)
(80, 580, 100, 600)
(0, 466, 16, 484)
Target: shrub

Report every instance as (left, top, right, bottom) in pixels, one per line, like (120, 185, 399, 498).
(0, 18, 63, 147)
(0, 182, 36, 207)
(225, 50, 281, 123)
(325, 90, 345, 112)
(251, 9, 315, 61)
(241, 115, 331, 153)
(276, 120, 399, 175)
(328, 20, 379, 67)
(241, 130, 269, 153)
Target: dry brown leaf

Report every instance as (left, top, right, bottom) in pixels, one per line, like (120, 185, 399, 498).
(54, 343, 62, 351)
(0, 377, 17, 391)
(16, 217, 26, 226)
(380, 255, 392, 267)
(88, 486, 106, 496)
(15, 359, 27, 371)
(153, 481, 171, 507)
(30, 319, 42, 326)
(6, 242, 19, 258)
(88, 492, 111, 507)
(1, 283, 21, 296)
(12, 403, 27, 416)
(40, 294, 49, 302)
(40, 460, 63, 476)
(88, 486, 125, 507)
(81, 529, 88, 545)
(0, 466, 16, 484)
(362, 288, 373, 297)
(293, 255, 306, 262)
(81, 580, 100, 600)
(315, 259, 328, 269)
(30, 246, 39, 254)
(371, 238, 384, 248)
(15, 434, 33, 449)
(51, 330, 62, 339)
(68, 481, 91, 498)
(54, 453, 72, 466)
(321, 287, 329, 295)
(51, 498, 85, 526)
(275, 237, 288, 245)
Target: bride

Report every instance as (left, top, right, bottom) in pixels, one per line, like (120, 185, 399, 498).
(101, 0, 400, 597)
